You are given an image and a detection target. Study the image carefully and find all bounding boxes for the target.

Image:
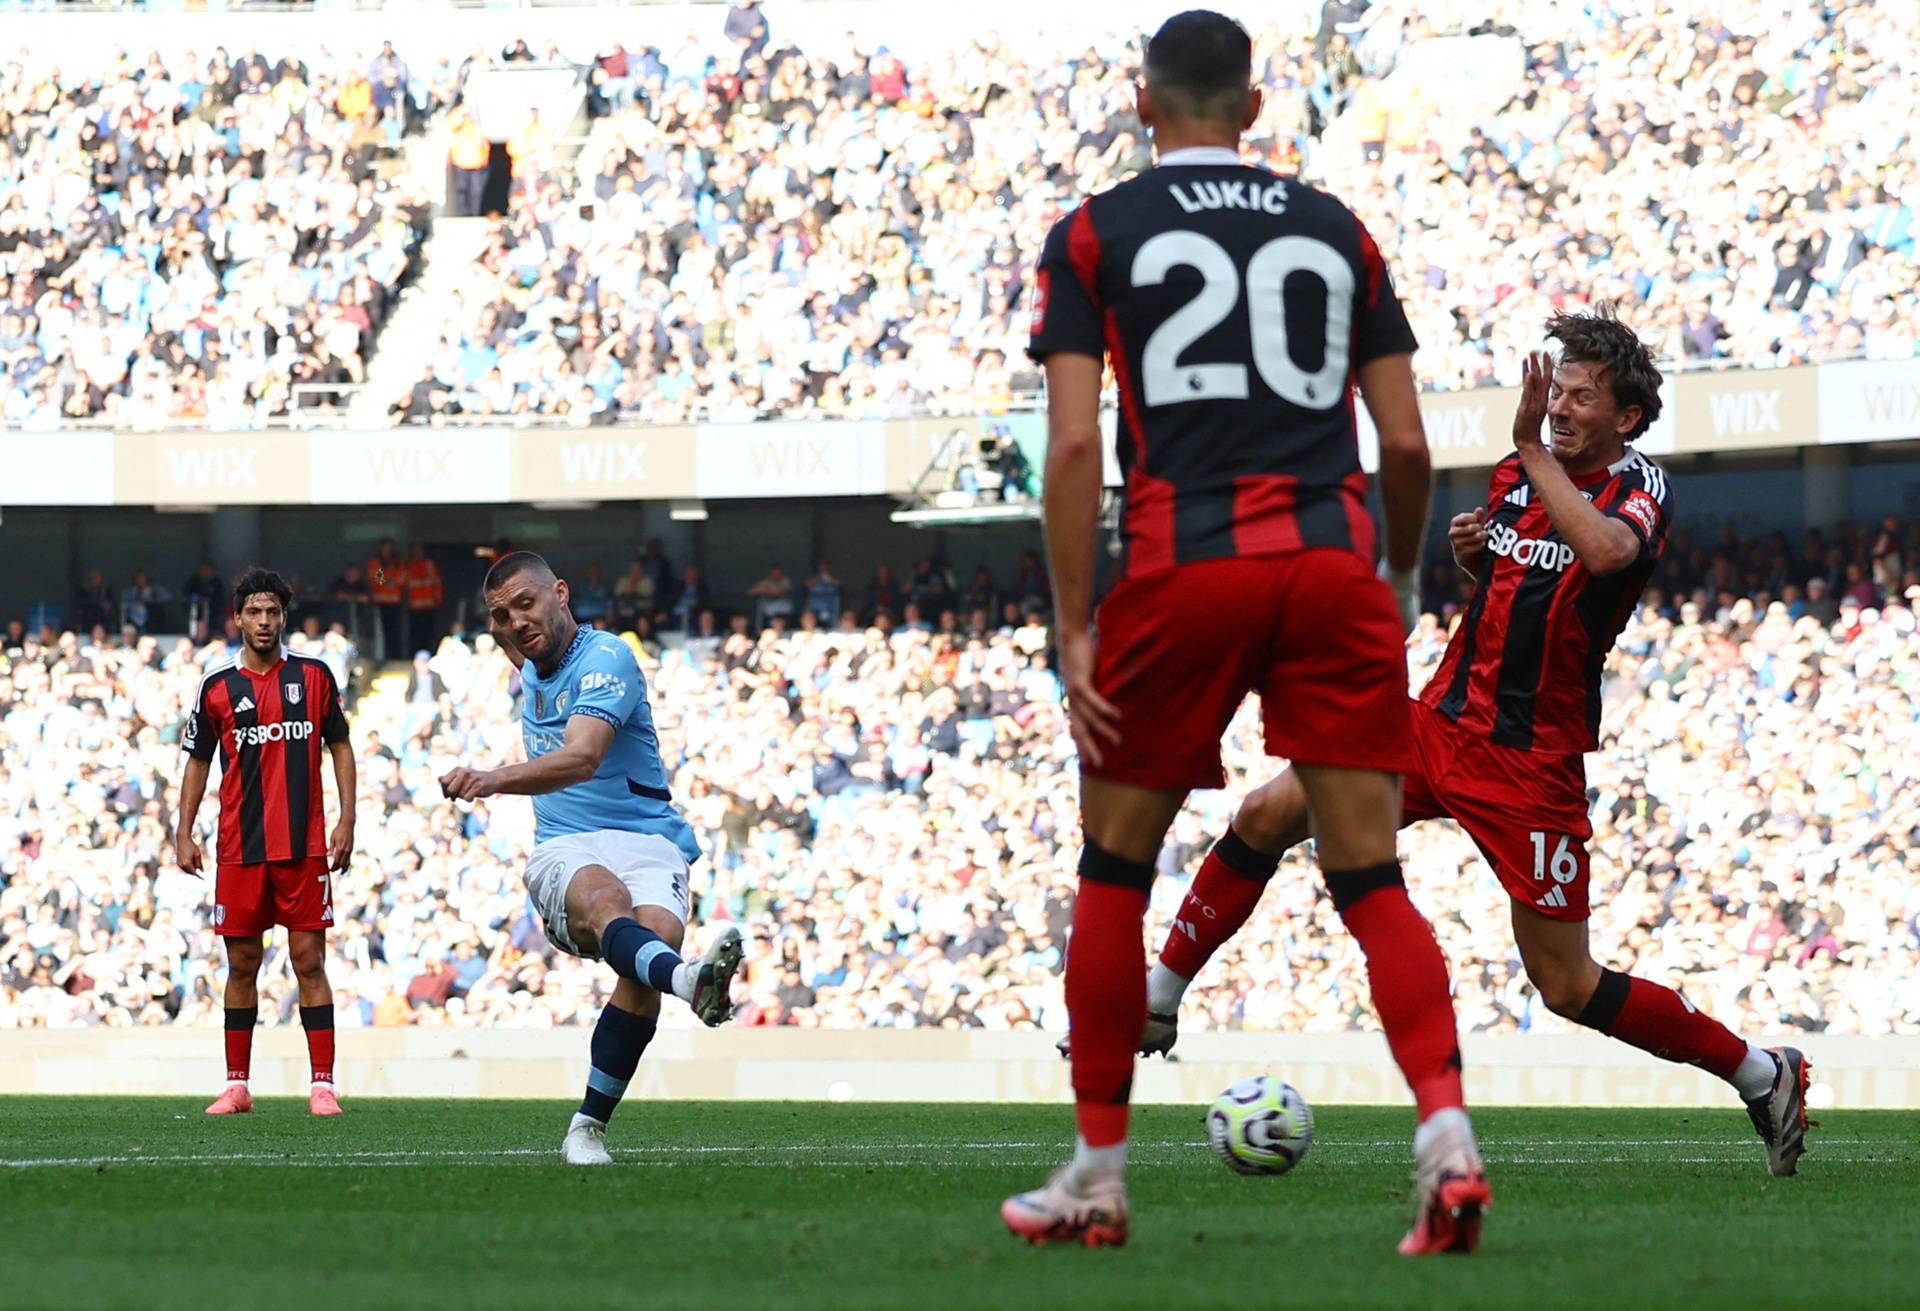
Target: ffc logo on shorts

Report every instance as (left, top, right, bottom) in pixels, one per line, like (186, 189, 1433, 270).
(213, 904, 226, 926)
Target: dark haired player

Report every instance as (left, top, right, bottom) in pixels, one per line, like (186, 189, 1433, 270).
(1128, 308, 1815, 1178)
(176, 569, 355, 1117)
(1004, 9, 1490, 1252)
(439, 550, 743, 1165)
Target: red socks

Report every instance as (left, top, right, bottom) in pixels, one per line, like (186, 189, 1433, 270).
(1575, 969, 1745, 1079)
(224, 1006, 256, 1083)
(301, 1004, 337, 1085)
(1066, 850, 1152, 1148)
(1159, 829, 1277, 983)
(1328, 866, 1465, 1120)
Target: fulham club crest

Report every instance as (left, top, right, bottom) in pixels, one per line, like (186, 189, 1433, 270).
(284, 683, 302, 706)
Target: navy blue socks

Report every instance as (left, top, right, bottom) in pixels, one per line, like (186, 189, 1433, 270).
(579, 1003, 657, 1125)
(599, 917, 685, 993)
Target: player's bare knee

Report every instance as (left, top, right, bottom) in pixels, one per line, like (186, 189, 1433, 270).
(226, 938, 265, 975)
(1528, 955, 1602, 1018)
(564, 866, 634, 956)
(632, 905, 685, 952)
(288, 940, 327, 984)
(1237, 772, 1312, 852)
(1293, 765, 1399, 870)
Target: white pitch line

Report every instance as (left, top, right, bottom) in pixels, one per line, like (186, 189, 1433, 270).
(0, 1137, 1888, 1171)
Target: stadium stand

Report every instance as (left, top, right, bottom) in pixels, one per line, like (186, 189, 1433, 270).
(392, 0, 1918, 422)
(5, 522, 1919, 1034)
(2, 3, 1912, 429)
(0, 44, 456, 427)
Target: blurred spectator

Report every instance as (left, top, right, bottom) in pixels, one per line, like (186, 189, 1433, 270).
(612, 559, 656, 627)
(405, 650, 447, 705)
(119, 570, 172, 635)
(367, 539, 405, 661)
(405, 544, 445, 650)
(447, 108, 493, 218)
(571, 563, 613, 625)
(746, 565, 796, 627)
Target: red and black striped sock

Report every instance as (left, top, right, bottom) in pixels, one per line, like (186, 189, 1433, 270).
(1575, 969, 1746, 1080)
(300, 1004, 336, 1085)
(224, 1006, 257, 1084)
(1326, 864, 1465, 1120)
(1159, 829, 1278, 982)
(1067, 842, 1154, 1149)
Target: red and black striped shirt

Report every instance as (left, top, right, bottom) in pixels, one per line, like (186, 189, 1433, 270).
(183, 652, 350, 865)
(1423, 448, 1673, 754)
(1027, 149, 1418, 578)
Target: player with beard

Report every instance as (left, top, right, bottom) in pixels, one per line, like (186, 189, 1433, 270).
(439, 551, 743, 1165)
(178, 568, 356, 1116)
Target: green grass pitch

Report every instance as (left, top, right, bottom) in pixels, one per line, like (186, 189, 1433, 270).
(5, 1098, 1917, 1310)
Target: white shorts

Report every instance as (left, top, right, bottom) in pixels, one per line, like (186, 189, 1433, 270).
(523, 830, 692, 959)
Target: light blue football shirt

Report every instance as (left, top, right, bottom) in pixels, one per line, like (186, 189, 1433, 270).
(517, 627, 700, 863)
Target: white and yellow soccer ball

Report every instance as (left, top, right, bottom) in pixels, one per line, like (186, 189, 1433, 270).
(1207, 1075, 1314, 1176)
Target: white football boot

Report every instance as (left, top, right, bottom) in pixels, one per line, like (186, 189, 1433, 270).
(561, 1112, 614, 1166)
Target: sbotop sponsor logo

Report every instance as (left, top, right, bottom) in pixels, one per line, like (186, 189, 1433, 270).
(231, 720, 315, 748)
(1487, 523, 1577, 572)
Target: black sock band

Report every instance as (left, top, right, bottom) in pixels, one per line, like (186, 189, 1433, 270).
(299, 1004, 335, 1031)
(1574, 968, 1632, 1031)
(1323, 861, 1404, 914)
(1213, 828, 1281, 882)
(1079, 838, 1155, 891)
(224, 1006, 258, 1031)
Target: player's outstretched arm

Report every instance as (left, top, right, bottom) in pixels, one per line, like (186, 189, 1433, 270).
(440, 714, 616, 800)
(1512, 350, 1641, 575)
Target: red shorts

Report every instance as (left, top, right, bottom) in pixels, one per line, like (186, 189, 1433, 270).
(214, 856, 334, 937)
(1402, 700, 1593, 921)
(1088, 550, 1415, 792)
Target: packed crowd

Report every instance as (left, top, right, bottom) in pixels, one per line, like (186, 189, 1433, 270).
(0, 43, 449, 426)
(397, 0, 1918, 423)
(4, 523, 1918, 1036)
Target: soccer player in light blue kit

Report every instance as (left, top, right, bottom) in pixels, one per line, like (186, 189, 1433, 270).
(440, 550, 743, 1165)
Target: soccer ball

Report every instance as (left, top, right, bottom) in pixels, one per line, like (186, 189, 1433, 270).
(1207, 1075, 1313, 1176)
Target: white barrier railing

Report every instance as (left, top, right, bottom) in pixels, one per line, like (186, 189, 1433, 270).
(6, 1029, 1917, 1107)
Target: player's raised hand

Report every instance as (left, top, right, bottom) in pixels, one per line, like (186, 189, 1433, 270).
(1513, 349, 1553, 452)
(1056, 628, 1120, 769)
(175, 828, 204, 877)
(439, 766, 498, 802)
(1450, 507, 1490, 573)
